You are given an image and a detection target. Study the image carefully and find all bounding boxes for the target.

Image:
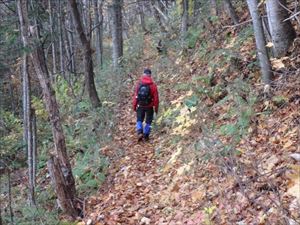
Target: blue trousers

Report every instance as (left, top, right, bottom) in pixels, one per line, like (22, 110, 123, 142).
(136, 107, 154, 136)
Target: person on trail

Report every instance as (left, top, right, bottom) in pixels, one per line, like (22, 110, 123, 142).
(133, 68, 159, 141)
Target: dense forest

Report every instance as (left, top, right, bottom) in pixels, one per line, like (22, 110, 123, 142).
(0, 0, 300, 224)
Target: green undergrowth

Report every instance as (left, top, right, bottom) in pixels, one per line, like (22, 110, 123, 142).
(155, 21, 259, 165)
(0, 27, 147, 223)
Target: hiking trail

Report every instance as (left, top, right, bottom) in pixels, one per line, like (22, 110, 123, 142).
(84, 36, 174, 225)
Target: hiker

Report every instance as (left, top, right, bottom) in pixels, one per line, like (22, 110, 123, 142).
(133, 68, 159, 141)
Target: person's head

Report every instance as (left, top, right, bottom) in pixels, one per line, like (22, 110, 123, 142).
(143, 68, 152, 76)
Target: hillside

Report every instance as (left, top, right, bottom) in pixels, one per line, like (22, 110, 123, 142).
(80, 21, 300, 225)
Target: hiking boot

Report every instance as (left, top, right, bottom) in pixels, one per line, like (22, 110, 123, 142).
(144, 134, 149, 141)
(137, 133, 144, 141)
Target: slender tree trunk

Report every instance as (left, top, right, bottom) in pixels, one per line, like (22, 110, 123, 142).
(247, 0, 272, 85)
(82, 0, 89, 37)
(63, 19, 72, 77)
(150, 0, 166, 32)
(0, 195, 2, 225)
(93, 0, 104, 67)
(110, 0, 123, 69)
(266, 0, 296, 57)
(66, 11, 76, 74)
(22, 56, 29, 154)
(69, 0, 102, 107)
(137, 0, 147, 32)
(27, 95, 35, 206)
(0, 201, 2, 225)
(17, 0, 77, 216)
(48, 0, 57, 80)
(8, 169, 13, 224)
(32, 109, 37, 188)
(58, 0, 65, 75)
(20, 3, 35, 205)
(223, 0, 239, 25)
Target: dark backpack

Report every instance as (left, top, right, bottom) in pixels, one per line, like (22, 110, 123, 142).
(137, 83, 152, 106)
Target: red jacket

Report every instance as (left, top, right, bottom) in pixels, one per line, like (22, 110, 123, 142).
(133, 76, 159, 113)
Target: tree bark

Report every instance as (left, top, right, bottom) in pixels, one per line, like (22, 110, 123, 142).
(110, 0, 124, 69)
(19, 1, 35, 206)
(17, 0, 77, 216)
(137, 0, 147, 32)
(58, 0, 65, 75)
(8, 169, 14, 224)
(93, 0, 104, 67)
(48, 0, 57, 80)
(247, 0, 272, 85)
(32, 109, 37, 189)
(47, 157, 78, 218)
(150, 0, 167, 33)
(66, 11, 76, 74)
(223, 0, 239, 25)
(69, 0, 101, 107)
(266, 0, 296, 57)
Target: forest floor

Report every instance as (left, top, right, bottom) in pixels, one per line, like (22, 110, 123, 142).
(80, 32, 300, 225)
(81, 37, 173, 224)
(82, 37, 207, 225)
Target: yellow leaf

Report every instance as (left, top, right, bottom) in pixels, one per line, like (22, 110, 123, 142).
(271, 58, 285, 69)
(283, 140, 294, 149)
(287, 165, 300, 202)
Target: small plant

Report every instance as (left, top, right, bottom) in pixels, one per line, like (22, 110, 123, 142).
(203, 205, 216, 225)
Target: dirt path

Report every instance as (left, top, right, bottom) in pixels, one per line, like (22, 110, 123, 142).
(85, 37, 168, 225)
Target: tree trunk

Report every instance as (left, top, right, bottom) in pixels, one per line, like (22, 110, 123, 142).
(19, 2, 35, 206)
(150, 0, 167, 33)
(32, 109, 37, 189)
(137, 0, 147, 32)
(0, 201, 2, 225)
(69, 0, 102, 108)
(110, 0, 124, 69)
(66, 11, 76, 74)
(223, 0, 239, 25)
(266, 0, 296, 57)
(58, 0, 65, 75)
(47, 157, 78, 218)
(28, 108, 35, 206)
(17, 0, 77, 216)
(247, 0, 272, 85)
(93, 0, 104, 67)
(48, 0, 57, 80)
(8, 169, 14, 224)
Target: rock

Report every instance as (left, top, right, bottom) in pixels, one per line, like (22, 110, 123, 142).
(290, 153, 300, 162)
(86, 219, 93, 225)
(141, 216, 151, 225)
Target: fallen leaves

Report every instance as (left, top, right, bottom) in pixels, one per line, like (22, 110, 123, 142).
(270, 57, 289, 70)
(287, 165, 300, 203)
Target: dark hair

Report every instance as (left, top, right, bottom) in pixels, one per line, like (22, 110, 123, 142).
(144, 69, 152, 75)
